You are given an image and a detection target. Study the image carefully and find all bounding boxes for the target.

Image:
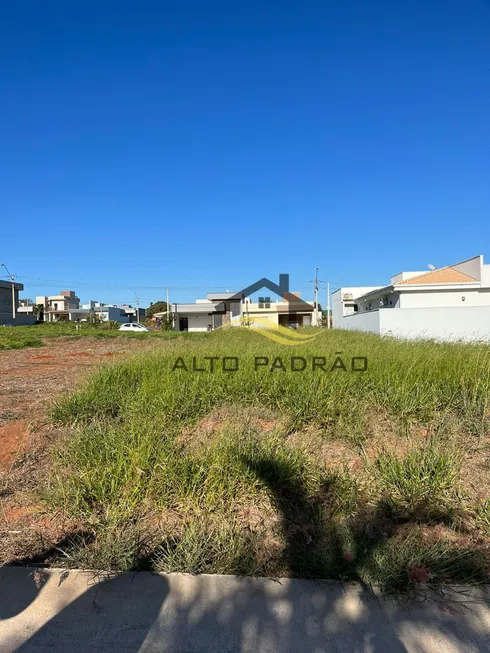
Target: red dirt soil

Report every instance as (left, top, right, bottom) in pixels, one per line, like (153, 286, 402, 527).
(0, 336, 170, 563)
(0, 420, 28, 469)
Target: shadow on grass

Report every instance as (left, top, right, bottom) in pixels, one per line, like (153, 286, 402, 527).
(242, 454, 490, 592)
(2, 458, 490, 652)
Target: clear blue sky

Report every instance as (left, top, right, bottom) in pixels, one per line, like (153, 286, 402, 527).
(1, 1, 489, 306)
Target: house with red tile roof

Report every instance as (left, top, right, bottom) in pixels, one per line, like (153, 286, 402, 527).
(332, 255, 490, 341)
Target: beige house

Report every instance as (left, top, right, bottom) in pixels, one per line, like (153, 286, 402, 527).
(37, 290, 81, 322)
(241, 294, 314, 328)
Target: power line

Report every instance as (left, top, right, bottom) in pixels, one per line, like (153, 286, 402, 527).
(13, 278, 232, 291)
(10, 275, 346, 301)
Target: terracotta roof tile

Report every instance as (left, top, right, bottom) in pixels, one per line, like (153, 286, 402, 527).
(397, 267, 476, 286)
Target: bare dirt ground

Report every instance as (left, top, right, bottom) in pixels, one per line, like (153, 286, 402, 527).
(0, 336, 166, 564)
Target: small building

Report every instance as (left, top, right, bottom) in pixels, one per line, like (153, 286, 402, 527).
(332, 255, 490, 342)
(78, 302, 129, 323)
(113, 305, 146, 323)
(0, 280, 35, 325)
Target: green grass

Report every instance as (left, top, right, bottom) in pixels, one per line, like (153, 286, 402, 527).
(42, 327, 490, 589)
(372, 443, 461, 519)
(0, 333, 44, 350)
(0, 322, 204, 347)
(51, 327, 490, 434)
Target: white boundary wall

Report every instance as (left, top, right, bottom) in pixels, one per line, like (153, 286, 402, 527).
(339, 306, 490, 342)
(337, 310, 381, 334)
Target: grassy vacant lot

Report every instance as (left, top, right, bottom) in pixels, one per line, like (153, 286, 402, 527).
(0, 322, 198, 350)
(45, 327, 490, 591)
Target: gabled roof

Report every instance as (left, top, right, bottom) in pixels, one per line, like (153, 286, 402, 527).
(396, 267, 476, 286)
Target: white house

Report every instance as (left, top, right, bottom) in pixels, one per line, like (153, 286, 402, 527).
(332, 255, 490, 342)
(172, 277, 315, 332)
(33, 293, 144, 323)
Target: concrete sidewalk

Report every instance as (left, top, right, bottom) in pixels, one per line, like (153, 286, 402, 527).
(1, 567, 490, 652)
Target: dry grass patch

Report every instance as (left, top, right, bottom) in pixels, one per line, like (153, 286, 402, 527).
(5, 327, 490, 590)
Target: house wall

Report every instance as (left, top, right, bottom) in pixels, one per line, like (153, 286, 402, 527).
(48, 298, 68, 311)
(0, 314, 35, 326)
(379, 306, 490, 342)
(390, 271, 427, 284)
(0, 286, 34, 325)
(102, 307, 129, 323)
(452, 256, 482, 281)
(0, 286, 15, 324)
(175, 313, 212, 332)
(245, 311, 279, 326)
(357, 292, 400, 312)
(336, 310, 381, 334)
(332, 287, 381, 325)
(331, 291, 343, 326)
(337, 305, 490, 342)
(481, 264, 490, 288)
(398, 288, 490, 309)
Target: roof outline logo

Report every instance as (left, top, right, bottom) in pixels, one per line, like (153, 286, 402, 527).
(215, 274, 321, 345)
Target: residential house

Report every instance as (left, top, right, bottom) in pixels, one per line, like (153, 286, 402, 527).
(37, 291, 81, 322)
(78, 302, 129, 323)
(172, 293, 241, 332)
(0, 280, 35, 325)
(172, 275, 315, 332)
(112, 305, 146, 323)
(33, 294, 144, 323)
(18, 298, 35, 317)
(332, 255, 490, 341)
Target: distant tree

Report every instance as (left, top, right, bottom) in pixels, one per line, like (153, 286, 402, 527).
(87, 311, 102, 325)
(146, 301, 168, 318)
(33, 303, 45, 322)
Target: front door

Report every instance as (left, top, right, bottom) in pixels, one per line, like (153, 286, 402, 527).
(179, 317, 189, 332)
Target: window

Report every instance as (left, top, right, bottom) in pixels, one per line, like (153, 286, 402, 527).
(258, 296, 271, 309)
(344, 304, 359, 315)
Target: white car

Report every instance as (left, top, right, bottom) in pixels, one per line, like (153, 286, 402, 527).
(119, 323, 150, 332)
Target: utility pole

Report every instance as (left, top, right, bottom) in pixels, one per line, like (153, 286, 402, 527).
(1, 263, 16, 321)
(309, 267, 324, 326)
(166, 288, 170, 325)
(326, 281, 331, 329)
(135, 293, 140, 323)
